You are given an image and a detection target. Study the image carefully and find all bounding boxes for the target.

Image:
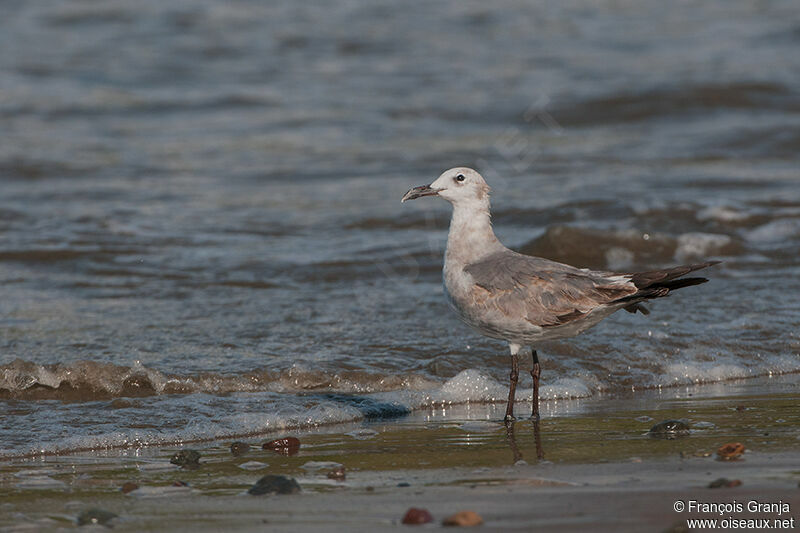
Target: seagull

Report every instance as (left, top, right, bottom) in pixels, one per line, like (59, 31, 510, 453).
(402, 167, 718, 422)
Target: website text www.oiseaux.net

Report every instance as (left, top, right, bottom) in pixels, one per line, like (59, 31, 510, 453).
(674, 499, 795, 530)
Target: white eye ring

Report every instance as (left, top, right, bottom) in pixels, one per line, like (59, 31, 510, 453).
(455, 174, 466, 183)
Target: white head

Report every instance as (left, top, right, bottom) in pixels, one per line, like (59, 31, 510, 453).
(401, 167, 490, 211)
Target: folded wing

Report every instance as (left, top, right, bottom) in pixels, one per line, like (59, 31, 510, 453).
(464, 252, 637, 327)
(464, 253, 719, 328)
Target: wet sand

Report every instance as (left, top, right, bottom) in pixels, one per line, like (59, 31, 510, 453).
(1, 375, 798, 531)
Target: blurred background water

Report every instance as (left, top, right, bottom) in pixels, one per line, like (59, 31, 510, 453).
(1, 0, 799, 457)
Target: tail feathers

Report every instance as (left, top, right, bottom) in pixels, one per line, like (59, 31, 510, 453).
(615, 261, 720, 309)
(622, 277, 709, 301)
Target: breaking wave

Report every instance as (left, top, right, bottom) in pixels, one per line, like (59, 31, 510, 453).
(0, 358, 439, 401)
(3, 353, 799, 406)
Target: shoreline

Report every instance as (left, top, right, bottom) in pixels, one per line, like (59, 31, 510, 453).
(1, 374, 798, 530)
(2, 372, 798, 461)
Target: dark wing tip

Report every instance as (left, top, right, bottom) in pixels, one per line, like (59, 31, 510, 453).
(662, 276, 708, 290)
(624, 303, 650, 315)
(630, 261, 720, 290)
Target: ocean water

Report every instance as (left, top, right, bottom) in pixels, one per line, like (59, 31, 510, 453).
(1, 0, 799, 458)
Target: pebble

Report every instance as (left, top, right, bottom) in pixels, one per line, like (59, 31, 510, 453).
(77, 508, 118, 527)
(248, 475, 301, 496)
(397, 482, 410, 487)
(442, 510, 483, 527)
(120, 482, 139, 494)
(708, 478, 742, 488)
(262, 437, 301, 456)
(648, 420, 690, 439)
(717, 442, 745, 460)
(230, 442, 251, 456)
(326, 466, 346, 481)
(402, 508, 434, 525)
(170, 449, 201, 468)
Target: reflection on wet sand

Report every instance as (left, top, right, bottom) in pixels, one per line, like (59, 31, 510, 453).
(505, 419, 545, 463)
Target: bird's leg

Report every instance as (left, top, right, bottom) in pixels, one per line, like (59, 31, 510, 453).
(504, 344, 521, 423)
(530, 349, 541, 420)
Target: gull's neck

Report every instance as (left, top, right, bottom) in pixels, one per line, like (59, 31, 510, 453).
(445, 201, 505, 267)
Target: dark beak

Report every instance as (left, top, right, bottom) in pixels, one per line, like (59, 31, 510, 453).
(401, 184, 440, 203)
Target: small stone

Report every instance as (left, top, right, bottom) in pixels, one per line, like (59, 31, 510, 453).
(120, 482, 139, 494)
(442, 510, 483, 527)
(170, 449, 201, 467)
(397, 482, 410, 487)
(708, 478, 742, 488)
(77, 508, 118, 526)
(248, 475, 301, 496)
(402, 508, 434, 525)
(326, 466, 346, 481)
(648, 420, 690, 439)
(230, 442, 251, 456)
(717, 442, 745, 461)
(735, 405, 746, 411)
(262, 437, 301, 456)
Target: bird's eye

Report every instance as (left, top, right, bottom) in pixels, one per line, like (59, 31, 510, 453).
(455, 174, 466, 183)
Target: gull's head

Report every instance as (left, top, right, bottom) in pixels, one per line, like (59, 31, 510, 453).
(401, 167, 490, 209)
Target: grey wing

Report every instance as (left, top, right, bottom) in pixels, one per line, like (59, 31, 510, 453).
(463, 252, 637, 327)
